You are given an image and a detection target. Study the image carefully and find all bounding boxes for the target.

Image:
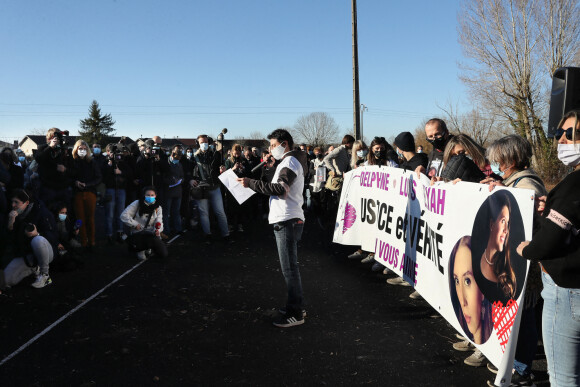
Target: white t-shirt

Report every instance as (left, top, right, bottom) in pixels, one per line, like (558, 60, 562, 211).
(268, 155, 304, 224)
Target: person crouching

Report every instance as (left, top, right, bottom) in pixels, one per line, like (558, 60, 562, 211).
(120, 186, 168, 260)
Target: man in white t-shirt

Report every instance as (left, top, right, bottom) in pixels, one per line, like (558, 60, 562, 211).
(237, 129, 306, 328)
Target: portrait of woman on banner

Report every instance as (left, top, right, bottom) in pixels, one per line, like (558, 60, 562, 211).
(449, 236, 493, 344)
(471, 189, 527, 304)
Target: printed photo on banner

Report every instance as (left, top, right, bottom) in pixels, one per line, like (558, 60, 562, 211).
(470, 189, 527, 305)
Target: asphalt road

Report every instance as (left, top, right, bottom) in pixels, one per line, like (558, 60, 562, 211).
(0, 216, 548, 386)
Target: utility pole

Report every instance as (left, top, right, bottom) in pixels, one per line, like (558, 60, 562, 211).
(360, 103, 368, 141)
(352, 0, 361, 140)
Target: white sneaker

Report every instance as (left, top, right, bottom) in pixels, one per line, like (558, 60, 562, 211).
(409, 290, 422, 299)
(464, 349, 486, 367)
(136, 251, 147, 260)
(383, 267, 390, 275)
(361, 254, 375, 263)
(347, 250, 365, 260)
(31, 273, 52, 288)
(386, 277, 411, 286)
(453, 339, 475, 351)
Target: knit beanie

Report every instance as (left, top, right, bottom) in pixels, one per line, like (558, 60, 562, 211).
(394, 132, 415, 152)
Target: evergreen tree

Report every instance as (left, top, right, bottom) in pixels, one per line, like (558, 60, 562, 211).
(79, 100, 116, 145)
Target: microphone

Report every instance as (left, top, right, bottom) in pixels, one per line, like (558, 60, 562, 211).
(155, 222, 162, 230)
(74, 220, 83, 231)
(251, 160, 268, 173)
(217, 128, 227, 142)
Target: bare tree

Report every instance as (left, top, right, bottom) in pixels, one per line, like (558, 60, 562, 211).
(293, 112, 340, 147)
(248, 131, 265, 140)
(438, 101, 505, 147)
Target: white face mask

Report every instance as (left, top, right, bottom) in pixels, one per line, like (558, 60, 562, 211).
(199, 143, 209, 152)
(78, 149, 87, 158)
(557, 144, 580, 166)
(271, 142, 286, 160)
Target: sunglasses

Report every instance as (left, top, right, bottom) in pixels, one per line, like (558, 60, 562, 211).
(556, 127, 580, 140)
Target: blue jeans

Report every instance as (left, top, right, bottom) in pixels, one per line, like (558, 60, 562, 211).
(542, 270, 580, 386)
(197, 187, 229, 237)
(273, 219, 304, 316)
(104, 188, 126, 236)
(164, 194, 182, 234)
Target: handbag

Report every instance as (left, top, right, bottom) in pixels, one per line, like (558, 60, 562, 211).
(325, 175, 343, 191)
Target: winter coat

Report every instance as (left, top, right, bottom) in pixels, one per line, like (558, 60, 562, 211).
(440, 154, 486, 183)
(120, 200, 164, 235)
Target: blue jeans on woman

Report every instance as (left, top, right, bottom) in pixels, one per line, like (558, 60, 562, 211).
(273, 219, 304, 317)
(542, 270, 580, 386)
(105, 188, 126, 237)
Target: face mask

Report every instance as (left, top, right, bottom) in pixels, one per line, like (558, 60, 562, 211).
(417, 149, 422, 153)
(199, 143, 209, 152)
(209, 144, 215, 151)
(427, 135, 447, 151)
(490, 163, 505, 178)
(165, 151, 170, 156)
(396, 149, 404, 159)
(557, 144, 580, 166)
(356, 150, 368, 158)
(374, 150, 385, 160)
(93, 148, 101, 155)
(171, 158, 180, 165)
(316, 153, 323, 159)
(144, 196, 156, 205)
(15, 206, 25, 215)
(78, 150, 87, 158)
(18, 156, 26, 163)
(58, 214, 67, 222)
(186, 152, 192, 159)
(271, 143, 286, 160)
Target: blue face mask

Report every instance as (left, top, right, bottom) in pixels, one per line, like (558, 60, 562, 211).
(396, 149, 404, 158)
(144, 196, 156, 205)
(171, 158, 180, 165)
(93, 148, 101, 155)
(490, 163, 504, 177)
(18, 156, 26, 163)
(58, 213, 67, 222)
(356, 150, 368, 158)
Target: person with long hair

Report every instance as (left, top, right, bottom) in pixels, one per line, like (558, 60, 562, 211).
(479, 190, 517, 301)
(71, 139, 102, 250)
(365, 137, 398, 167)
(517, 109, 580, 386)
(350, 140, 368, 170)
(449, 236, 493, 345)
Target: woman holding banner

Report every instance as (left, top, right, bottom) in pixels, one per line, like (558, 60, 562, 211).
(449, 236, 493, 345)
(517, 109, 580, 387)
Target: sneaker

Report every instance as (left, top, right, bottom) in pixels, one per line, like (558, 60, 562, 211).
(455, 333, 466, 340)
(347, 250, 365, 260)
(237, 224, 244, 233)
(453, 339, 475, 352)
(371, 262, 383, 272)
(386, 277, 411, 286)
(409, 290, 422, 299)
(160, 232, 169, 241)
(272, 314, 304, 328)
(31, 273, 52, 289)
(487, 363, 498, 374)
(136, 251, 147, 260)
(464, 349, 486, 367)
(383, 267, 390, 275)
(361, 254, 375, 263)
(279, 307, 307, 318)
(508, 372, 535, 387)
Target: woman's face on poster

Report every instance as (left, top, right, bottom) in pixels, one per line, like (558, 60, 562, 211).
(490, 205, 510, 252)
(454, 244, 484, 340)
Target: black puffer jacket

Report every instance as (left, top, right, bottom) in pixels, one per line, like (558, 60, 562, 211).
(440, 154, 485, 183)
(399, 153, 428, 172)
(10, 201, 58, 258)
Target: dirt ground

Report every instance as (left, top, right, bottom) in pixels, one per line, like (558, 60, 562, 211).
(0, 212, 548, 386)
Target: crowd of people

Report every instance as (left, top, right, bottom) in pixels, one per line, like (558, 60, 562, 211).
(0, 109, 578, 385)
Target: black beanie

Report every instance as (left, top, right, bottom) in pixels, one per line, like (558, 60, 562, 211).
(394, 132, 415, 152)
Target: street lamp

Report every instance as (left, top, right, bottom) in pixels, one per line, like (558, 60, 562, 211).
(360, 104, 368, 141)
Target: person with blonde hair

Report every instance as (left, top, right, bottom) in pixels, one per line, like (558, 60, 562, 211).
(350, 140, 368, 169)
(71, 139, 102, 250)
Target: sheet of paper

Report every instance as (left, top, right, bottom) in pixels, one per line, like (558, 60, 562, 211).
(218, 169, 256, 205)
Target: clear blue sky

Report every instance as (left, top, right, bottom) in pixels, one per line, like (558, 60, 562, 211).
(0, 0, 469, 144)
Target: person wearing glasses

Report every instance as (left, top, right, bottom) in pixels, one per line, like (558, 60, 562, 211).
(415, 118, 453, 179)
(517, 109, 580, 386)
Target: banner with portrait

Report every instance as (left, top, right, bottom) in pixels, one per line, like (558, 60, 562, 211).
(333, 165, 535, 387)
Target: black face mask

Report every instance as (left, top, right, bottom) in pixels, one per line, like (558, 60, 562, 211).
(373, 150, 385, 160)
(427, 135, 447, 151)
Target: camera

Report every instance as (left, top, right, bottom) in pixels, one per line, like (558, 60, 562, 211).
(53, 129, 70, 149)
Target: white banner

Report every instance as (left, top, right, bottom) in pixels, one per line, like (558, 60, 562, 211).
(333, 166, 535, 386)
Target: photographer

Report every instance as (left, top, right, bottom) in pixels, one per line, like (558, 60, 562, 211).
(103, 143, 133, 244)
(120, 186, 167, 260)
(191, 134, 230, 244)
(4, 189, 58, 289)
(70, 140, 102, 250)
(35, 128, 72, 206)
(135, 139, 169, 206)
